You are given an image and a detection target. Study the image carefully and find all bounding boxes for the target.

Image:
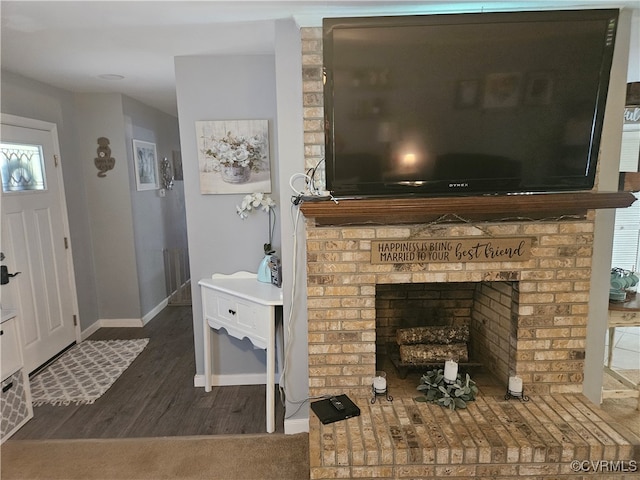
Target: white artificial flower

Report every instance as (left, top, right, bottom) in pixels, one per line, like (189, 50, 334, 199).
(262, 196, 275, 212)
(252, 192, 264, 208)
(236, 205, 249, 219)
(236, 193, 275, 219)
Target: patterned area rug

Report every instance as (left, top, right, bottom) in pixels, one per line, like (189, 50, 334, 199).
(30, 339, 149, 406)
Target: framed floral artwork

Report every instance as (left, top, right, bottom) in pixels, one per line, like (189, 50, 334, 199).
(195, 119, 271, 194)
(132, 139, 159, 191)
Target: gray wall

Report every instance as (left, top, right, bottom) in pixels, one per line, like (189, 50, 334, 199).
(74, 93, 141, 320)
(175, 21, 310, 428)
(1, 71, 99, 329)
(1, 72, 186, 329)
(123, 96, 185, 316)
(175, 54, 280, 378)
(274, 18, 310, 426)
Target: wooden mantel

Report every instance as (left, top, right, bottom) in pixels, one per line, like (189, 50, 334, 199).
(300, 191, 637, 226)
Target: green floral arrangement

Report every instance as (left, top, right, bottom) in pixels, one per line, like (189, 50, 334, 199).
(415, 368, 478, 410)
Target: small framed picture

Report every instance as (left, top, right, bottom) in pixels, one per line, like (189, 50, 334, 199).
(132, 139, 159, 191)
(483, 72, 522, 109)
(524, 73, 553, 106)
(455, 79, 479, 108)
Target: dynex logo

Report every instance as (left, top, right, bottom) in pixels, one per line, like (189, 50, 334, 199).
(449, 183, 469, 188)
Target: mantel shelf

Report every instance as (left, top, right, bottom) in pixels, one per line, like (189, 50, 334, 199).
(300, 191, 637, 226)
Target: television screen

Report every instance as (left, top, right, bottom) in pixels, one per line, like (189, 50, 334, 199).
(323, 9, 619, 198)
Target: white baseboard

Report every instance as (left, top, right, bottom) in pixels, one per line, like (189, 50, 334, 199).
(80, 318, 142, 339)
(142, 298, 168, 326)
(284, 417, 309, 434)
(79, 297, 169, 339)
(80, 320, 101, 341)
(194, 372, 281, 387)
(99, 318, 144, 328)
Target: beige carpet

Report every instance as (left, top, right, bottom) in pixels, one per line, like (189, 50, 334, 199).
(1, 433, 309, 480)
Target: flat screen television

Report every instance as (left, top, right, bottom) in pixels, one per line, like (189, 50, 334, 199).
(323, 9, 619, 198)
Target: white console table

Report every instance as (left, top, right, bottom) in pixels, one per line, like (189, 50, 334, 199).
(199, 272, 283, 433)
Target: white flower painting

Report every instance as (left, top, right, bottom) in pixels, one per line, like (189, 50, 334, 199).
(196, 119, 271, 194)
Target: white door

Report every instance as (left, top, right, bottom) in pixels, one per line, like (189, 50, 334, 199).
(1, 115, 79, 373)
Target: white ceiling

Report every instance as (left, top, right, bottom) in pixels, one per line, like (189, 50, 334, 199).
(2, 0, 638, 117)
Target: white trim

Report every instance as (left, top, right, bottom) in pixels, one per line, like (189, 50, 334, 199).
(80, 321, 101, 341)
(284, 417, 309, 435)
(80, 295, 170, 339)
(194, 372, 281, 388)
(142, 298, 168, 326)
(81, 318, 143, 339)
(99, 318, 144, 328)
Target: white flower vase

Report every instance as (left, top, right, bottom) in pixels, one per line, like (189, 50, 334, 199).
(222, 165, 251, 184)
(257, 254, 272, 283)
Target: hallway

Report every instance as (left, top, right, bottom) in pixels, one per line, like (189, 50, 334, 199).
(11, 306, 285, 439)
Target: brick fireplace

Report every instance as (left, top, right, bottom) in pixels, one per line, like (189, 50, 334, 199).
(301, 216, 640, 479)
(305, 220, 592, 399)
(300, 27, 638, 479)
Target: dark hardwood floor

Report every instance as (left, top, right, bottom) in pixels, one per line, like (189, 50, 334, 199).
(12, 306, 285, 440)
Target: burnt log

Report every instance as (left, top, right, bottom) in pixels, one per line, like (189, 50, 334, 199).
(396, 325, 469, 346)
(399, 343, 469, 364)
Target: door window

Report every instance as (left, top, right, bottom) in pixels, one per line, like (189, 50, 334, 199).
(0, 142, 46, 192)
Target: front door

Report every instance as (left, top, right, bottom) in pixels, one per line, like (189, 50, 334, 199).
(1, 115, 79, 373)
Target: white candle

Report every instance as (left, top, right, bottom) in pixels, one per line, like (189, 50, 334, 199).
(508, 376, 523, 394)
(444, 360, 458, 382)
(373, 372, 387, 393)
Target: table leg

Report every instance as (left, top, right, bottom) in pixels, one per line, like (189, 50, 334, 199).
(204, 320, 212, 393)
(266, 313, 276, 433)
(607, 326, 615, 369)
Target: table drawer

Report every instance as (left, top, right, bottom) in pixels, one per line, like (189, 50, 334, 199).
(203, 289, 270, 347)
(1, 318, 22, 381)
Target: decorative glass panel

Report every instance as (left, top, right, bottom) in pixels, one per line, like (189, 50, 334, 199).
(0, 142, 46, 192)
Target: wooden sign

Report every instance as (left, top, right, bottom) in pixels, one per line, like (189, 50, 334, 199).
(371, 238, 532, 264)
(624, 106, 640, 125)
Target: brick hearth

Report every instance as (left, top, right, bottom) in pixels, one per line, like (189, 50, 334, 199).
(309, 395, 639, 479)
(300, 27, 639, 479)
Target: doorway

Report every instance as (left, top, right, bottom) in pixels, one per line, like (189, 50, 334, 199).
(1, 114, 80, 373)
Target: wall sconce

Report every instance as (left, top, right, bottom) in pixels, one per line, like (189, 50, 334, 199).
(161, 157, 174, 190)
(94, 137, 115, 177)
